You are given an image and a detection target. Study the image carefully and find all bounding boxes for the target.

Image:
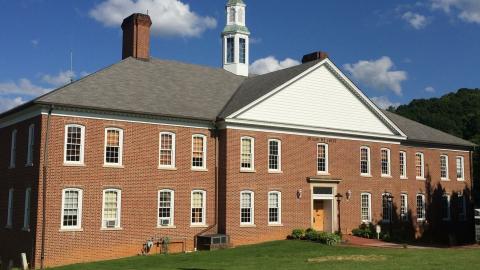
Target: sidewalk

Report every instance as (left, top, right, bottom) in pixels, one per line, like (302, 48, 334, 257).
(343, 235, 428, 249)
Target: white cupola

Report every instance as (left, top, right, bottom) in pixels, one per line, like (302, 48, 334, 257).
(222, 0, 250, 76)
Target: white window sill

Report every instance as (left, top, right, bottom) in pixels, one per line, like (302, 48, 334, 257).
(240, 169, 256, 173)
(191, 168, 208, 172)
(59, 228, 83, 232)
(400, 177, 408, 180)
(268, 170, 283, 174)
(441, 178, 450, 181)
(103, 164, 124, 169)
(158, 166, 177, 171)
(22, 227, 31, 232)
(190, 224, 208, 228)
(360, 174, 372, 178)
(417, 219, 426, 223)
(25, 163, 34, 167)
(317, 172, 330, 176)
(416, 177, 426, 181)
(240, 224, 256, 228)
(457, 178, 465, 181)
(157, 225, 177, 229)
(381, 175, 392, 178)
(268, 223, 283, 227)
(101, 227, 123, 231)
(63, 163, 85, 167)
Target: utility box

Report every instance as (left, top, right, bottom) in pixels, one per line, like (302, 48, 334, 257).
(475, 209, 480, 243)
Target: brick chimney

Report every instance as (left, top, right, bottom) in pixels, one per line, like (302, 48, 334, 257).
(301, 51, 329, 63)
(121, 13, 152, 60)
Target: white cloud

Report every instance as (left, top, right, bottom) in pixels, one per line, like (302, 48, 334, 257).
(431, 0, 480, 24)
(402, 11, 430, 29)
(344, 56, 407, 96)
(0, 79, 50, 96)
(42, 70, 75, 87)
(370, 96, 401, 109)
(249, 56, 300, 75)
(0, 97, 26, 112)
(31, 39, 39, 47)
(425, 86, 435, 92)
(89, 0, 217, 37)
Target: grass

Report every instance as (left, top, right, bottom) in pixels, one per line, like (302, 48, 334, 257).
(51, 240, 480, 270)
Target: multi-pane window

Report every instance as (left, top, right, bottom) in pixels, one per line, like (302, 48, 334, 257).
(415, 153, 424, 179)
(360, 193, 371, 223)
(64, 125, 85, 164)
(239, 38, 246, 64)
(23, 188, 32, 230)
(158, 190, 174, 227)
(240, 137, 254, 170)
(61, 188, 83, 229)
(440, 155, 449, 180)
(442, 194, 451, 221)
(191, 190, 206, 225)
(399, 151, 407, 178)
(159, 132, 176, 168)
(382, 194, 393, 222)
(268, 191, 281, 225)
(26, 124, 35, 166)
(268, 139, 281, 172)
(227, 37, 235, 63)
(360, 146, 370, 175)
(102, 189, 121, 229)
(6, 188, 14, 227)
(10, 129, 17, 168)
(192, 135, 206, 169)
(416, 194, 426, 221)
(240, 191, 254, 225)
(317, 144, 328, 174)
(400, 193, 408, 221)
(458, 194, 467, 221)
(104, 128, 123, 165)
(456, 156, 464, 180)
(381, 148, 391, 176)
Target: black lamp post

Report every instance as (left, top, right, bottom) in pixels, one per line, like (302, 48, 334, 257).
(335, 193, 343, 234)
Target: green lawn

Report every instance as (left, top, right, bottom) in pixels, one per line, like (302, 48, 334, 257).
(51, 240, 480, 270)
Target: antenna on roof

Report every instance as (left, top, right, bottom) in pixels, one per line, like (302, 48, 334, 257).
(70, 51, 74, 83)
(146, 9, 149, 15)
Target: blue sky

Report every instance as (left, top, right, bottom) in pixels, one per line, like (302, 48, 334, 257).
(1, 0, 479, 112)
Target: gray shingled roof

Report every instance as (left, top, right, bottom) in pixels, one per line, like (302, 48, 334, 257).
(36, 57, 246, 121)
(383, 110, 475, 147)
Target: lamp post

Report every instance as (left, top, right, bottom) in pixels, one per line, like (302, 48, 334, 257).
(335, 193, 343, 234)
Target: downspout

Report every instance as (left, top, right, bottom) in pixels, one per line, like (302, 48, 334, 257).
(40, 105, 53, 269)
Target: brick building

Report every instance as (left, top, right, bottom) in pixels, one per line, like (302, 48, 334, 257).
(0, 1, 476, 268)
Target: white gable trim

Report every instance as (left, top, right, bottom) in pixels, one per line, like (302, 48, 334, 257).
(226, 58, 406, 139)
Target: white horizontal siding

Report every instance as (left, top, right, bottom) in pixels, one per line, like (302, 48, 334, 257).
(236, 65, 394, 135)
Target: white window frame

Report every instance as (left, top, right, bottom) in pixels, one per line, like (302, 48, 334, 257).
(268, 191, 281, 225)
(191, 190, 206, 226)
(60, 188, 83, 230)
(101, 189, 122, 229)
(159, 132, 176, 169)
(317, 143, 329, 174)
(440, 155, 449, 180)
(191, 134, 207, 170)
(268, 139, 281, 172)
(415, 152, 425, 180)
(360, 146, 371, 176)
(104, 128, 124, 166)
(158, 189, 175, 227)
(400, 193, 408, 221)
(64, 124, 85, 165)
(399, 151, 407, 179)
(442, 194, 451, 221)
(380, 148, 391, 177)
(381, 193, 393, 223)
(240, 190, 255, 226)
(26, 124, 35, 166)
(456, 156, 465, 181)
(240, 136, 255, 171)
(416, 193, 426, 222)
(6, 188, 14, 228)
(9, 129, 17, 168)
(23, 187, 32, 230)
(360, 192, 372, 223)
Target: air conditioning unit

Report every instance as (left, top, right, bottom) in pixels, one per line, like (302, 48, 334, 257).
(106, 220, 116, 228)
(159, 219, 170, 226)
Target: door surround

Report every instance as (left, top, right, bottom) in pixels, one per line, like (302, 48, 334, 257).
(310, 182, 338, 232)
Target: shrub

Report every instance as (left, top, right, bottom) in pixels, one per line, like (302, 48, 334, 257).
(352, 223, 376, 239)
(293, 229, 341, 246)
(290, 229, 305, 240)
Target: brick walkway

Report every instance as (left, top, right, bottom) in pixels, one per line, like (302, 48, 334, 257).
(343, 235, 414, 248)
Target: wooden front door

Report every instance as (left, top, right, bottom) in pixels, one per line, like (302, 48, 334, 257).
(313, 200, 324, 231)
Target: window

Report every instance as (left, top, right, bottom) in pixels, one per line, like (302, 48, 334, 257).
(229, 7, 236, 23)
(416, 194, 426, 221)
(268, 139, 281, 172)
(268, 191, 281, 225)
(415, 153, 424, 179)
(159, 132, 176, 168)
(104, 128, 123, 166)
(240, 137, 254, 171)
(399, 151, 407, 178)
(64, 125, 85, 164)
(240, 191, 254, 225)
(61, 188, 83, 230)
(6, 188, 14, 228)
(382, 194, 393, 222)
(158, 190, 174, 227)
(239, 38, 246, 64)
(442, 194, 451, 221)
(10, 129, 17, 168)
(26, 124, 35, 166)
(191, 190, 206, 225)
(456, 156, 464, 180)
(400, 193, 408, 221)
(360, 146, 370, 175)
(440, 155, 449, 180)
(360, 193, 371, 223)
(192, 135, 207, 169)
(23, 188, 31, 230)
(381, 148, 391, 176)
(458, 194, 467, 221)
(317, 143, 328, 174)
(226, 37, 235, 63)
(102, 189, 121, 229)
